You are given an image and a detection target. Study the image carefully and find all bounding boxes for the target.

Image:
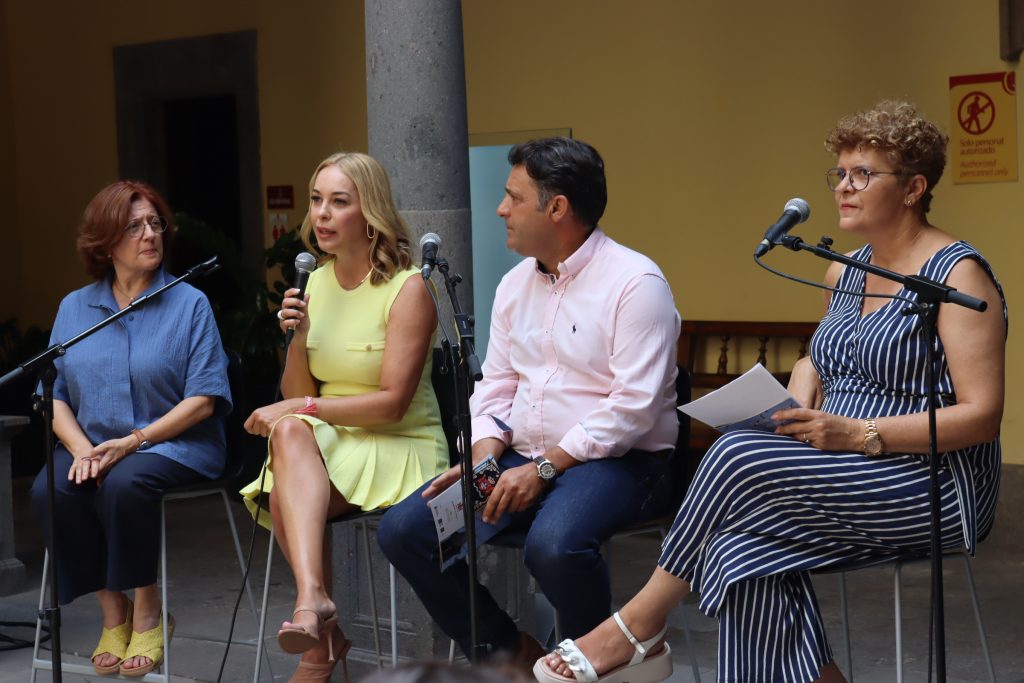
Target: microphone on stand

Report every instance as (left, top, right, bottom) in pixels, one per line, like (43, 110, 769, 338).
(284, 252, 317, 347)
(754, 198, 811, 257)
(420, 232, 442, 280)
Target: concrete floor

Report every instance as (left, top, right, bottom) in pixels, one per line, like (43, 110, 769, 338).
(1, 474, 1022, 683)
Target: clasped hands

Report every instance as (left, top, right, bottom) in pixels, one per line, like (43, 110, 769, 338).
(68, 436, 137, 484)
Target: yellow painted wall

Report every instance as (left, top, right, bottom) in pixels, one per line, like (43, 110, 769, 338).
(3, 1, 1022, 461)
(462, 0, 1024, 463)
(1, 0, 366, 329)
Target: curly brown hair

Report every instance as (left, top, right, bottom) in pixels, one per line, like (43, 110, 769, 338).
(77, 181, 176, 280)
(825, 100, 949, 213)
(299, 152, 413, 284)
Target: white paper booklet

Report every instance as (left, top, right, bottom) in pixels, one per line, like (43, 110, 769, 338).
(679, 363, 800, 433)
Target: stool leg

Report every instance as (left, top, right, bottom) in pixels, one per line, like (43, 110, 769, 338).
(30, 550, 49, 683)
(838, 572, 852, 682)
(389, 563, 398, 666)
(676, 600, 702, 683)
(958, 553, 996, 683)
(361, 520, 384, 668)
(161, 498, 171, 682)
(894, 562, 904, 683)
(448, 638, 457, 664)
(220, 491, 274, 682)
(253, 527, 276, 683)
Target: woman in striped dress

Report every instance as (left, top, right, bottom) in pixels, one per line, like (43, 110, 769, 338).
(534, 101, 1008, 683)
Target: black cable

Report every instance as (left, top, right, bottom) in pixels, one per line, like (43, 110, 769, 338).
(215, 335, 289, 683)
(0, 620, 49, 651)
(754, 253, 916, 307)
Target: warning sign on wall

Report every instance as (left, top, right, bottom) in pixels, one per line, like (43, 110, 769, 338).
(949, 72, 1017, 184)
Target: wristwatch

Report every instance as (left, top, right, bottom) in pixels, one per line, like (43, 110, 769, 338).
(863, 419, 883, 456)
(132, 428, 153, 452)
(535, 457, 558, 482)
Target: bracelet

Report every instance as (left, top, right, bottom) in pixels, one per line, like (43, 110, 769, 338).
(293, 396, 318, 418)
(131, 428, 153, 452)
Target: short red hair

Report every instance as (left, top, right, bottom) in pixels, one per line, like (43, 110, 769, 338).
(77, 181, 176, 280)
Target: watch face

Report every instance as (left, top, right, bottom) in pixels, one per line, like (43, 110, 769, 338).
(865, 437, 882, 456)
(537, 460, 557, 480)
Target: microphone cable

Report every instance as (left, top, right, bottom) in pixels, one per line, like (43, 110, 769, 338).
(753, 251, 916, 308)
(215, 331, 292, 683)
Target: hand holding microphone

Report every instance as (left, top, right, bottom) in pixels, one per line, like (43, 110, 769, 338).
(279, 252, 317, 345)
(754, 198, 810, 257)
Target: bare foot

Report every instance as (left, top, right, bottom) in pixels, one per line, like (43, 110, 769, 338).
(280, 597, 337, 639)
(119, 601, 162, 672)
(541, 615, 666, 679)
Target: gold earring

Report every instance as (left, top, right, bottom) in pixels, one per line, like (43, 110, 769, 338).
(366, 223, 376, 239)
(905, 198, 914, 206)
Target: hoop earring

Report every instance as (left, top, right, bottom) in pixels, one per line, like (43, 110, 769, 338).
(366, 223, 376, 239)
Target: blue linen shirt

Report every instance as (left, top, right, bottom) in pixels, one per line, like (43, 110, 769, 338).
(45, 269, 232, 478)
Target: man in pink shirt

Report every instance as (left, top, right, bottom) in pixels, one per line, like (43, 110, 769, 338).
(378, 137, 681, 669)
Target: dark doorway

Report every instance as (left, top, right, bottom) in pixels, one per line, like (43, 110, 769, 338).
(113, 30, 262, 274)
(162, 95, 242, 247)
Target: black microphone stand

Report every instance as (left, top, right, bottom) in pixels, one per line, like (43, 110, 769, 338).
(764, 236, 987, 683)
(432, 256, 486, 662)
(0, 257, 220, 682)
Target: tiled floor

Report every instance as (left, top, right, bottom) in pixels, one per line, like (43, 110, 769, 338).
(2, 475, 1021, 682)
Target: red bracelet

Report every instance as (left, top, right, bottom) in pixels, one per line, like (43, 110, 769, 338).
(293, 396, 318, 417)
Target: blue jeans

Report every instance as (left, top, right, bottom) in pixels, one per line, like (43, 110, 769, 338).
(377, 448, 671, 657)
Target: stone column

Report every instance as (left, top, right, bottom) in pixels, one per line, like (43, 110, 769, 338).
(327, 2, 534, 673)
(365, 0, 473, 312)
(0, 415, 29, 595)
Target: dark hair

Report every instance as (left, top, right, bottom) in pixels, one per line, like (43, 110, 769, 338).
(77, 181, 176, 279)
(508, 137, 607, 228)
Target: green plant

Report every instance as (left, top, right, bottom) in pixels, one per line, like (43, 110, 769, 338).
(173, 214, 306, 386)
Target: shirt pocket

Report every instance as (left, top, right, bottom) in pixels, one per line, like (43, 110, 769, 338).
(345, 341, 386, 353)
(343, 340, 387, 386)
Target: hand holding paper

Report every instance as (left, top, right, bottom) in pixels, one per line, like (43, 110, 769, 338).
(679, 364, 800, 433)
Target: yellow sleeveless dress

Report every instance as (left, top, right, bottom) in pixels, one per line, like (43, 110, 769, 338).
(241, 264, 449, 528)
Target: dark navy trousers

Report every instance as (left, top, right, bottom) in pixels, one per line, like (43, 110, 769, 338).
(31, 445, 205, 604)
(377, 449, 671, 658)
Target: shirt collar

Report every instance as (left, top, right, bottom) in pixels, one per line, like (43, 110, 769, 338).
(534, 228, 605, 282)
(87, 268, 172, 310)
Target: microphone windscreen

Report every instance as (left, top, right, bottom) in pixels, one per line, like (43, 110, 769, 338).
(294, 251, 317, 274)
(784, 198, 811, 222)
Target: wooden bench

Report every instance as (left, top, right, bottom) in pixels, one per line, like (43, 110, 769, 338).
(677, 320, 819, 455)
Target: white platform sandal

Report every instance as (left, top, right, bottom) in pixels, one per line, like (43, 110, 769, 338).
(532, 611, 673, 683)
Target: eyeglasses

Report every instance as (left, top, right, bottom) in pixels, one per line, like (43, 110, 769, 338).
(825, 167, 906, 192)
(125, 215, 168, 238)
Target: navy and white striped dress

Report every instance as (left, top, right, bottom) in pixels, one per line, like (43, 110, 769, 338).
(659, 241, 1005, 683)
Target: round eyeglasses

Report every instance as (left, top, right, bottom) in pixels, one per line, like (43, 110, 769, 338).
(125, 215, 168, 238)
(825, 167, 907, 192)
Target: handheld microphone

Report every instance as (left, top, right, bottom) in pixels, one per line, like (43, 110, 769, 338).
(754, 198, 811, 257)
(420, 232, 442, 280)
(285, 252, 317, 347)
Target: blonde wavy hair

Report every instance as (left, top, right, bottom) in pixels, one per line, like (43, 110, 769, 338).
(825, 100, 949, 213)
(300, 152, 413, 283)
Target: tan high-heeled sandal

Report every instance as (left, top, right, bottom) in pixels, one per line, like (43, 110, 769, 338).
(278, 607, 339, 655)
(288, 627, 352, 683)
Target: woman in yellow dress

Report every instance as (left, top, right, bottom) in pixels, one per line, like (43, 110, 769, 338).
(241, 152, 449, 681)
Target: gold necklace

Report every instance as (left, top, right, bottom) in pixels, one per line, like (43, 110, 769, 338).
(113, 281, 139, 302)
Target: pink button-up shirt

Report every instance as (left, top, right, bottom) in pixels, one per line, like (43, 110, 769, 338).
(470, 229, 680, 462)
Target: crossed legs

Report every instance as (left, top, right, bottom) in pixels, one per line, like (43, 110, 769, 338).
(267, 417, 356, 666)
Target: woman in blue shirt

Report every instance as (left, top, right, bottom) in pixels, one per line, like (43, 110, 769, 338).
(30, 181, 231, 677)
